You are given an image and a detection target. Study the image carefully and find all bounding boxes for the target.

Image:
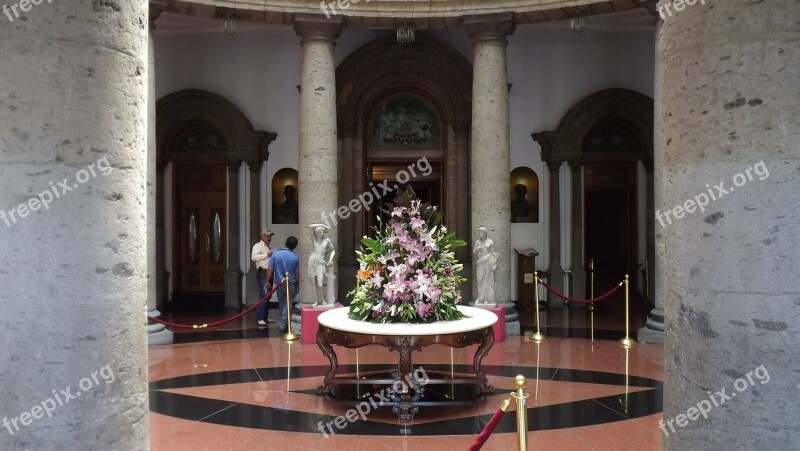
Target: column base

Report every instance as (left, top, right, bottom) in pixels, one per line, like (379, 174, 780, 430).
(243, 271, 259, 306)
(545, 270, 567, 308)
(224, 271, 243, 309)
(147, 310, 173, 346)
(567, 269, 587, 308)
(637, 307, 664, 344)
(499, 301, 518, 322)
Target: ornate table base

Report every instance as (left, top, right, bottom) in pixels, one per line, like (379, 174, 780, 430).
(316, 325, 495, 421)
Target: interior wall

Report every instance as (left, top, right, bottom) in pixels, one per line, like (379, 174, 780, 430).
(154, 11, 654, 303)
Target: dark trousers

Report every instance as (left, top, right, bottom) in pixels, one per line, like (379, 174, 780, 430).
(255, 270, 271, 321)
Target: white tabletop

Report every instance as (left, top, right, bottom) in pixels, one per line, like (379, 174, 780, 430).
(317, 305, 498, 336)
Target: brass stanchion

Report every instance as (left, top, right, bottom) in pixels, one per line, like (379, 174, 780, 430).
(511, 375, 530, 451)
(618, 274, 636, 348)
(530, 271, 546, 342)
(589, 258, 595, 343)
(281, 272, 299, 341)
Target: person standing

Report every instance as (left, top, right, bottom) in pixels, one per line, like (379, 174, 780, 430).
(251, 229, 275, 326)
(266, 236, 300, 334)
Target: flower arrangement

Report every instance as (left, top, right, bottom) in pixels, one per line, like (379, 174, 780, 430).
(348, 191, 467, 323)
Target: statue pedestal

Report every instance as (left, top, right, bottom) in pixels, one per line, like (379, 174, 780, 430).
(471, 303, 505, 342)
(301, 304, 344, 344)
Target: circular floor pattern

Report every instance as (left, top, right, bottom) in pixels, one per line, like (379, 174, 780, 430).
(150, 363, 662, 436)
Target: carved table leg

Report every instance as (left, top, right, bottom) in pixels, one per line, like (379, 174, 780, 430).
(316, 326, 338, 395)
(473, 328, 495, 393)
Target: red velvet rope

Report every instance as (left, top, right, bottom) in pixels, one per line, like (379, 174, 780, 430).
(468, 408, 508, 451)
(539, 280, 623, 304)
(147, 278, 286, 330)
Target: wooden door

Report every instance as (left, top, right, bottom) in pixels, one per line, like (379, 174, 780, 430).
(584, 164, 637, 283)
(175, 165, 227, 294)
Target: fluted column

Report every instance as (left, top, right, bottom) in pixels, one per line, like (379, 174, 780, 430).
(465, 13, 516, 321)
(454, 118, 473, 300)
(224, 161, 242, 308)
(244, 160, 262, 305)
(546, 161, 566, 307)
(294, 14, 343, 307)
(568, 161, 586, 303)
(0, 0, 149, 446)
(657, 1, 800, 448)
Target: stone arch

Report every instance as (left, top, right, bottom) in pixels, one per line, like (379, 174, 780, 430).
(335, 36, 473, 300)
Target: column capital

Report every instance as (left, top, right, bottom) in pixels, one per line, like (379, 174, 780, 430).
(294, 14, 343, 44)
(545, 159, 563, 171)
(149, 0, 169, 31)
(339, 120, 357, 138)
(454, 118, 472, 134)
(246, 160, 262, 173)
(465, 13, 515, 45)
(567, 160, 583, 170)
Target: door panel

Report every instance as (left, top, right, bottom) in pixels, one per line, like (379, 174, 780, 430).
(175, 165, 227, 294)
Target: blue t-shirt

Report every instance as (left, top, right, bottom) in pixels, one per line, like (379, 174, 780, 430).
(269, 248, 300, 285)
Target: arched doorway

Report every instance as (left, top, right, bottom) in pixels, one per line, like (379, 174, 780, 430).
(533, 89, 654, 313)
(156, 90, 276, 310)
(336, 36, 473, 301)
(365, 90, 446, 230)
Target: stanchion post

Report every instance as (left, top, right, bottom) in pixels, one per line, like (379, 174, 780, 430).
(281, 272, 299, 342)
(618, 274, 636, 348)
(530, 272, 547, 342)
(511, 375, 530, 451)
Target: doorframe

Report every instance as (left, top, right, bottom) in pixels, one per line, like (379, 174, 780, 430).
(532, 89, 654, 302)
(156, 90, 276, 309)
(583, 161, 639, 280)
(335, 36, 473, 302)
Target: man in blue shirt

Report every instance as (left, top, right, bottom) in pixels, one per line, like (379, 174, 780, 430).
(266, 236, 300, 334)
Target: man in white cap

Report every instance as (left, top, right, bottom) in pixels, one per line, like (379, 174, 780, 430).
(251, 229, 275, 326)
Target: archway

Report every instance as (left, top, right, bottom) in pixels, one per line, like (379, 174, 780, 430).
(336, 36, 473, 300)
(533, 88, 654, 312)
(156, 89, 276, 309)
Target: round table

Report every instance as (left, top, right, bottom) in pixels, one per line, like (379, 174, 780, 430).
(316, 306, 498, 420)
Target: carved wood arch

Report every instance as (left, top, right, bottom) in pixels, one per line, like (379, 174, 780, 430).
(155, 89, 276, 308)
(156, 89, 276, 167)
(532, 88, 653, 166)
(531, 88, 655, 305)
(334, 36, 474, 302)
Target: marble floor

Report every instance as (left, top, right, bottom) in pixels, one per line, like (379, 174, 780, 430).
(149, 308, 664, 450)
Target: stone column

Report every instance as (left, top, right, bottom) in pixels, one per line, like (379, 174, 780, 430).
(465, 13, 516, 321)
(224, 162, 242, 308)
(0, 0, 149, 447)
(545, 161, 566, 307)
(657, 1, 800, 448)
(294, 14, 343, 309)
(568, 161, 587, 303)
(244, 160, 262, 306)
(147, 1, 172, 346)
(638, 162, 662, 343)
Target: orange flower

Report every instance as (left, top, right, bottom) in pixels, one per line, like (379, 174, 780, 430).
(358, 268, 374, 280)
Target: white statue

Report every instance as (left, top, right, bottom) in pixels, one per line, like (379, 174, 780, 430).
(308, 224, 336, 305)
(474, 226, 499, 305)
